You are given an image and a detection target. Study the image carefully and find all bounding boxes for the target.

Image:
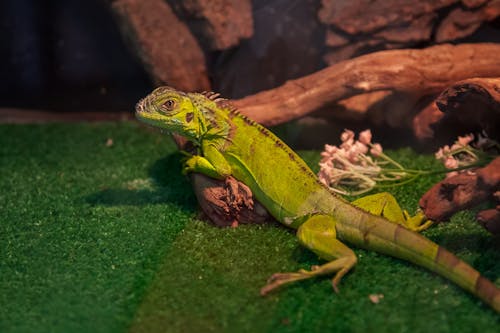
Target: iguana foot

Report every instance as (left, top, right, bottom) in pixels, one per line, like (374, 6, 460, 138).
(352, 192, 434, 233)
(260, 256, 356, 295)
(260, 269, 314, 295)
(403, 210, 434, 232)
(260, 214, 357, 296)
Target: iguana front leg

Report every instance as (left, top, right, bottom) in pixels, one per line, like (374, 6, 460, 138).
(261, 214, 357, 295)
(352, 192, 433, 232)
(183, 144, 231, 179)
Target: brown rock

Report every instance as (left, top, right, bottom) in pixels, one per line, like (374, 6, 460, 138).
(318, 0, 455, 35)
(169, 0, 253, 50)
(435, 1, 500, 42)
(110, 0, 210, 91)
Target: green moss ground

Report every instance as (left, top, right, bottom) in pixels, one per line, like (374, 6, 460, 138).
(0, 122, 499, 332)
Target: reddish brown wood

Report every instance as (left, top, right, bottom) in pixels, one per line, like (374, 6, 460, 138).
(191, 174, 270, 227)
(234, 43, 500, 127)
(412, 102, 443, 141)
(110, 0, 210, 91)
(420, 157, 500, 233)
(477, 207, 500, 234)
(413, 77, 500, 141)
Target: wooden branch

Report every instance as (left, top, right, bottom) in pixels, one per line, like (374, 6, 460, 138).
(477, 205, 500, 234)
(233, 43, 500, 127)
(330, 91, 393, 121)
(191, 174, 270, 227)
(322, 91, 420, 129)
(420, 157, 500, 234)
(413, 77, 500, 141)
(412, 102, 442, 141)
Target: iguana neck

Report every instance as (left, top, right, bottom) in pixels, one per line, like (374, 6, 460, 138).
(188, 92, 233, 147)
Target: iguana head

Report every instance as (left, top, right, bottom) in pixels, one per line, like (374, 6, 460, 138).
(135, 86, 202, 140)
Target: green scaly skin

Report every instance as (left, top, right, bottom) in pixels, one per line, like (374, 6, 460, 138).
(136, 86, 500, 313)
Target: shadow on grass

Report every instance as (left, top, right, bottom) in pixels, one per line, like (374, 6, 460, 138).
(86, 153, 197, 210)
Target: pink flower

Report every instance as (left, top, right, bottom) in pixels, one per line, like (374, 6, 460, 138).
(324, 144, 338, 154)
(340, 129, 355, 143)
(317, 128, 404, 195)
(346, 151, 359, 163)
(340, 140, 353, 151)
(370, 143, 383, 157)
(435, 148, 444, 160)
(318, 169, 330, 185)
(358, 129, 372, 145)
(457, 134, 474, 146)
(444, 156, 459, 169)
(320, 152, 330, 160)
(321, 160, 333, 168)
(353, 141, 368, 154)
(434, 145, 461, 160)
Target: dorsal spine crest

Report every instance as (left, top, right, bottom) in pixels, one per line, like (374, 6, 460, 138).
(210, 95, 325, 188)
(202, 91, 226, 103)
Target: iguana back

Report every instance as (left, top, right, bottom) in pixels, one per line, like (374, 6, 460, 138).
(214, 103, 344, 226)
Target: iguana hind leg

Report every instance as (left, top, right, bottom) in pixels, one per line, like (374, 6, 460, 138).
(352, 192, 433, 232)
(260, 214, 357, 295)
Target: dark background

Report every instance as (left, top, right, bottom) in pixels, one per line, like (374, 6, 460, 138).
(1, 0, 499, 114)
(0, 0, 326, 113)
(0, 0, 152, 112)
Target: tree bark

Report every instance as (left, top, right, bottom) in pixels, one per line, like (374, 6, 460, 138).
(233, 43, 500, 127)
(413, 77, 500, 141)
(420, 157, 500, 233)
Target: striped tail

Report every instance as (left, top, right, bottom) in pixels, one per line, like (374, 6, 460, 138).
(429, 242, 500, 313)
(348, 215, 500, 313)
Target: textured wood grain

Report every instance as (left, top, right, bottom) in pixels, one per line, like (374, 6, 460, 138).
(234, 43, 500, 126)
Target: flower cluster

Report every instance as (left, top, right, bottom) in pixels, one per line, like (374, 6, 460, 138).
(318, 129, 409, 195)
(434, 133, 498, 177)
(318, 129, 497, 195)
(435, 134, 477, 170)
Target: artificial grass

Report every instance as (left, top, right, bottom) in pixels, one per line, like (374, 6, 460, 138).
(0, 122, 499, 333)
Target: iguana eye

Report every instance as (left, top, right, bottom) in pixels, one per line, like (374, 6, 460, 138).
(162, 99, 176, 111)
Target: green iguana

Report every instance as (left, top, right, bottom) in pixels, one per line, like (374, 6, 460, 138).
(135, 86, 500, 313)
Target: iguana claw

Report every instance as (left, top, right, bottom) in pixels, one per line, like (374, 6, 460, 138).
(260, 271, 313, 295)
